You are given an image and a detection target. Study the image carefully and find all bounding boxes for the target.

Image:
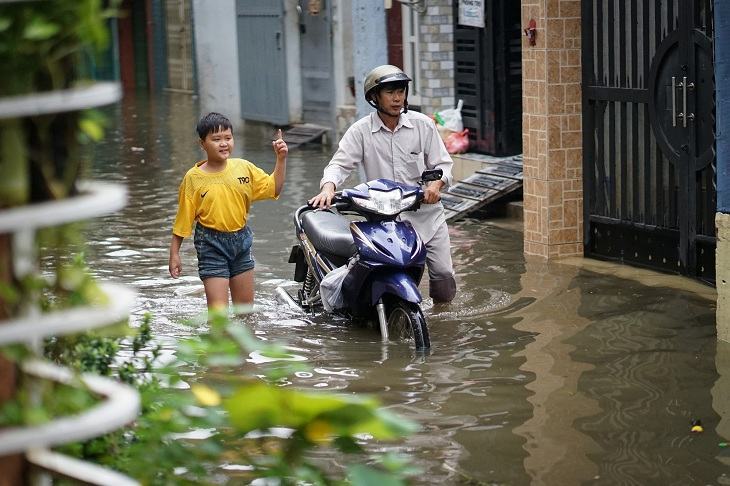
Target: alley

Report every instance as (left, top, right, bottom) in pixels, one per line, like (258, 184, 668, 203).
(78, 93, 728, 485)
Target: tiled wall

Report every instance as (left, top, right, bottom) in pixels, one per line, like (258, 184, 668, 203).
(418, 1, 455, 116)
(522, 0, 583, 258)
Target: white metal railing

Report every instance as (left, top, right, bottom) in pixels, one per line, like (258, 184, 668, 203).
(0, 79, 140, 484)
(27, 448, 138, 486)
(0, 359, 140, 456)
(0, 180, 140, 484)
(0, 283, 135, 346)
(0, 82, 121, 120)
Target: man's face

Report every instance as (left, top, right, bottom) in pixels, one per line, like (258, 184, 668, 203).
(200, 127, 234, 162)
(374, 86, 406, 117)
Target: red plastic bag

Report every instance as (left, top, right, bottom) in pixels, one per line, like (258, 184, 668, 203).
(444, 129, 469, 154)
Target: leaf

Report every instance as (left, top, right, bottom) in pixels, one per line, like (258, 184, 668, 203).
(79, 118, 104, 141)
(347, 465, 405, 486)
(0, 16, 11, 33)
(332, 436, 364, 454)
(224, 383, 413, 442)
(225, 323, 259, 351)
(23, 16, 60, 40)
(191, 384, 221, 407)
(224, 383, 282, 432)
(304, 419, 333, 444)
(377, 452, 421, 475)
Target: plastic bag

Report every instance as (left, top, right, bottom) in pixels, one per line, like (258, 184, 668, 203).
(320, 264, 349, 312)
(434, 99, 464, 132)
(444, 129, 470, 154)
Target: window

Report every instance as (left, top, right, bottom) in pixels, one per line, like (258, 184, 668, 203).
(401, 4, 421, 106)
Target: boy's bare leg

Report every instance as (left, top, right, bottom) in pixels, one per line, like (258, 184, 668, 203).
(202, 277, 230, 309)
(230, 269, 254, 305)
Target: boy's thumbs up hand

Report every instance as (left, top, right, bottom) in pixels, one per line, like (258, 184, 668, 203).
(272, 128, 288, 159)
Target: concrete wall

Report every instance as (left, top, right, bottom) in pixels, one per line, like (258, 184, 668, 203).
(714, 0, 730, 342)
(718, 214, 730, 342)
(333, 0, 356, 140)
(352, 0, 388, 119)
(284, 0, 303, 123)
(191, 0, 241, 122)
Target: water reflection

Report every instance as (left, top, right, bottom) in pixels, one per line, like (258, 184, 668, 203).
(569, 270, 721, 485)
(512, 258, 603, 484)
(75, 93, 729, 485)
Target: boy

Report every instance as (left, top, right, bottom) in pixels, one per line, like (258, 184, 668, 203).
(169, 112, 288, 309)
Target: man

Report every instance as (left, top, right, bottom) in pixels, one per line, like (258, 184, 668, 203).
(309, 64, 456, 302)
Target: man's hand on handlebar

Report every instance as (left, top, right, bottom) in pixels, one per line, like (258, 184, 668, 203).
(308, 182, 336, 209)
(422, 180, 444, 204)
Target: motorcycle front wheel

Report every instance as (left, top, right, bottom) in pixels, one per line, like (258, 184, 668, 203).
(386, 300, 430, 350)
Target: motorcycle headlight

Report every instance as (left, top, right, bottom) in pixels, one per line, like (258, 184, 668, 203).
(351, 189, 417, 216)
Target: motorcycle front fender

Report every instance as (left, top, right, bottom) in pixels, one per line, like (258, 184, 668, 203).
(370, 272, 422, 306)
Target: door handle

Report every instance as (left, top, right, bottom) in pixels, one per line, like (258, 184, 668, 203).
(275, 31, 282, 50)
(686, 79, 695, 125)
(682, 76, 688, 127)
(671, 76, 677, 127)
(674, 77, 695, 127)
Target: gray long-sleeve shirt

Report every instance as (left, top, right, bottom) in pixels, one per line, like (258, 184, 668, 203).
(320, 110, 454, 242)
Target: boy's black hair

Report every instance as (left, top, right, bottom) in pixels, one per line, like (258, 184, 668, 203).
(196, 112, 232, 139)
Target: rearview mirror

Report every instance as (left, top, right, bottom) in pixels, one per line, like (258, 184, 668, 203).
(420, 169, 443, 183)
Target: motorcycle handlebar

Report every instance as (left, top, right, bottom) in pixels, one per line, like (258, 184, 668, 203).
(331, 193, 350, 211)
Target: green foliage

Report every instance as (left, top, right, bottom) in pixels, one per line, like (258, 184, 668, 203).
(158, 308, 420, 484)
(0, 380, 98, 427)
(0, 257, 420, 485)
(0, 0, 118, 95)
(0, 246, 107, 317)
(0, 118, 29, 206)
(2, 305, 420, 485)
(0, 314, 157, 428)
(78, 110, 108, 143)
(0, 1, 118, 207)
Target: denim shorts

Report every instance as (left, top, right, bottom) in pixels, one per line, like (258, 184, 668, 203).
(193, 224, 254, 279)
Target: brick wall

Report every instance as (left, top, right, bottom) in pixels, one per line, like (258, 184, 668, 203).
(417, 1, 455, 116)
(522, 0, 583, 258)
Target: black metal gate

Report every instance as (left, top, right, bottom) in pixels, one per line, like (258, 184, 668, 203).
(453, 0, 522, 156)
(582, 0, 716, 282)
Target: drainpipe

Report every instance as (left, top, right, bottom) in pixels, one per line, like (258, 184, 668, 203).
(715, 0, 730, 342)
(351, 0, 388, 120)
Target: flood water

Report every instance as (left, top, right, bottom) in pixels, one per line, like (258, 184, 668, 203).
(80, 93, 730, 485)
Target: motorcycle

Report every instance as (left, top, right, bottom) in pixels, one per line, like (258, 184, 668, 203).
(277, 169, 444, 350)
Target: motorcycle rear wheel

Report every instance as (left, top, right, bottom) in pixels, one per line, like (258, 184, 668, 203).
(386, 300, 430, 350)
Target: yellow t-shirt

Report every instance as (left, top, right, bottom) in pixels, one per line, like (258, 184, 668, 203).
(172, 158, 277, 237)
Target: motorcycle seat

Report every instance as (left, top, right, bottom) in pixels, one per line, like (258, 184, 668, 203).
(301, 210, 355, 258)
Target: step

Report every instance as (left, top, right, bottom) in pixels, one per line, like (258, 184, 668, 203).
(444, 153, 523, 221)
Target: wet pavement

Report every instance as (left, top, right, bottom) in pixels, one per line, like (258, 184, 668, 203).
(79, 93, 729, 485)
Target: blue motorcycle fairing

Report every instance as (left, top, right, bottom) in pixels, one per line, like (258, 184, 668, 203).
(369, 272, 422, 306)
(351, 220, 426, 268)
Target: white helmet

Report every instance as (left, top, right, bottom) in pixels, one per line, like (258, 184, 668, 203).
(363, 64, 411, 112)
